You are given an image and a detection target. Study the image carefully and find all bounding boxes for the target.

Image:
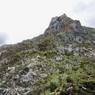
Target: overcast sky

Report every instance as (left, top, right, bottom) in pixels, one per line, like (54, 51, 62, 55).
(0, 0, 95, 45)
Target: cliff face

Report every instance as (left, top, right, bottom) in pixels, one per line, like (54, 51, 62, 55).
(45, 14, 83, 34)
(0, 14, 95, 95)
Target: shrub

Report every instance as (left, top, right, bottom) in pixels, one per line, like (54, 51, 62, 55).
(38, 35, 55, 51)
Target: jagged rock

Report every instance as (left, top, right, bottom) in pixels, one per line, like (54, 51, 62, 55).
(45, 14, 83, 34)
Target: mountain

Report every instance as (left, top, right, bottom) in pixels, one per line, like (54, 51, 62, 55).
(0, 14, 95, 95)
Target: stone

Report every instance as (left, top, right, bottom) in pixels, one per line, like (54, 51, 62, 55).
(45, 14, 83, 34)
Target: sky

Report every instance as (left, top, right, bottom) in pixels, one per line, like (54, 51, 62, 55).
(0, 0, 95, 45)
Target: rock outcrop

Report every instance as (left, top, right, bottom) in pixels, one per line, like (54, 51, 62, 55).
(45, 14, 83, 34)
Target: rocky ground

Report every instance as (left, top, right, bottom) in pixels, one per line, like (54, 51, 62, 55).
(0, 14, 95, 95)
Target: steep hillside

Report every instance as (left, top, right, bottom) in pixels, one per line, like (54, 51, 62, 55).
(0, 14, 95, 95)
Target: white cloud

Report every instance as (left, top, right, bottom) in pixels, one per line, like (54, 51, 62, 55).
(0, 32, 7, 45)
(72, 0, 95, 27)
(0, 0, 95, 44)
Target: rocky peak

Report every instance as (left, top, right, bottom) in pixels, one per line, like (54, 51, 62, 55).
(45, 14, 83, 34)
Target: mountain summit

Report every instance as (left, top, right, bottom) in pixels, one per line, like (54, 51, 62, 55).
(0, 14, 95, 95)
(45, 14, 83, 34)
